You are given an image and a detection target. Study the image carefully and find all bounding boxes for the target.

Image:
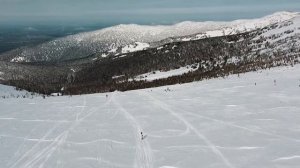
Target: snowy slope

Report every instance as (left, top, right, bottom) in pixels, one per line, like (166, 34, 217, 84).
(1, 65, 300, 168)
(252, 15, 300, 56)
(177, 11, 299, 41)
(0, 85, 34, 98)
(3, 11, 298, 62)
(132, 64, 199, 82)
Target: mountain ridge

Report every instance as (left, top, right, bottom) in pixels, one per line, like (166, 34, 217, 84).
(0, 11, 300, 95)
(0, 11, 298, 63)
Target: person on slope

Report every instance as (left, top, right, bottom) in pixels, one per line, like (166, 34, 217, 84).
(141, 132, 145, 140)
(141, 132, 148, 140)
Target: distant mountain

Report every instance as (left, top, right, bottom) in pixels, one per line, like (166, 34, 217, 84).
(0, 11, 300, 95)
(0, 12, 297, 63)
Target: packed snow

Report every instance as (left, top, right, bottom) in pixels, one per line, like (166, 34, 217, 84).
(1, 64, 300, 168)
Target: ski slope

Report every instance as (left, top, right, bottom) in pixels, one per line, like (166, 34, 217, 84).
(1, 65, 300, 168)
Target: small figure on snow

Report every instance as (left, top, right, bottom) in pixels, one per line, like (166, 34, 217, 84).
(164, 87, 171, 92)
(141, 132, 147, 140)
(141, 132, 144, 140)
(106, 94, 108, 98)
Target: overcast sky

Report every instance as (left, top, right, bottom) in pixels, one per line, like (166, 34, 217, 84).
(1, 0, 300, 25)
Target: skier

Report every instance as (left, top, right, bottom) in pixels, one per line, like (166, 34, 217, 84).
(141, 132, 144, 140)
(141, 131, 147, 140)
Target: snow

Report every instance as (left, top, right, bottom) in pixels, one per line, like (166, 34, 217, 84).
(5, 11, 298, 62)
(185, 12, 300, 41)
(250, 15, 300, 56)
(267, 16, 300, 41)
(0, 72, 4, 80)
(11, 56, 26, 63)
(0, 85, 33, 98)
(101, 53, 108, 58)
(118, 55, 127, 58)
(157, 46, 164, 50)
(121, 42, 150, 54)
(112, 54, 127, 60)
(1, 64, 300, 168)
(133, 64, 199, 81)
(112, 75, 125, 79)
(273, 155, 300, 162)
(50, 93, 62, 96)
(181, 38, 192, 42)
(108, 47, 117, 53)
(227, 56, 240, 65)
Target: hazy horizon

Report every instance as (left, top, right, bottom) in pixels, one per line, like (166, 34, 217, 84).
(1, 0, 300, 54)
(1, 0, 300, 26)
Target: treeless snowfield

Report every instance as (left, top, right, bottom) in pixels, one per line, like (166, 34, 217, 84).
(1, 65, 300, 168)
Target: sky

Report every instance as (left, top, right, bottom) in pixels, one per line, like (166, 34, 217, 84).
(1, 0, 300, 25)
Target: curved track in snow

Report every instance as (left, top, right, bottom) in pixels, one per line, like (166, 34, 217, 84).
(1, 65, 300, 168)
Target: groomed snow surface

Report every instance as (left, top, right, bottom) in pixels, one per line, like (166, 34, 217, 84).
(1, 65, 300, 168)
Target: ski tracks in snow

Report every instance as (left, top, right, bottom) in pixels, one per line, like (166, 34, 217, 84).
(9, 117, 66, 168)
(112, 95, 154, 168)
(138, 91, 236, 168)
(9, 95, 114, 168)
